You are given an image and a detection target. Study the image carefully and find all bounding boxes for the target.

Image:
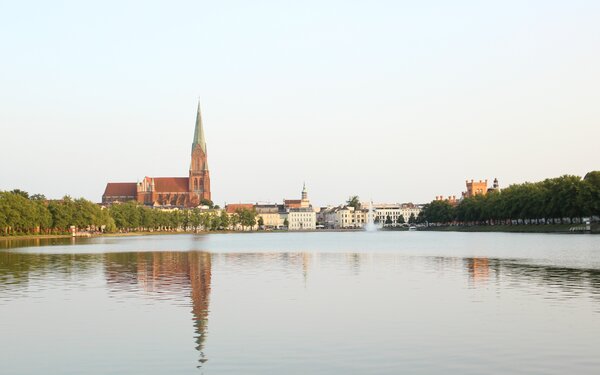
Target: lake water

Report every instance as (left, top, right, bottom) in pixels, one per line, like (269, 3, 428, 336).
(1, 231, 600, 374)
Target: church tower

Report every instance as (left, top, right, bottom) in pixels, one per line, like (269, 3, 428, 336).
(300, 182, 310, 208)
(189, 101, 211, 204)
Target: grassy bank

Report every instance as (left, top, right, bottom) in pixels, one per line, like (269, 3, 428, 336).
(419, 224, 587, 233)
(0, 234, 73, 241)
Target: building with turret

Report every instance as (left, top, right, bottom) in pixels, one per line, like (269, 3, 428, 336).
(461, 178, 501, 198)
(463, 179, 488, 198)
(102, 101, 211, 208)
(286, 183, 316, 230)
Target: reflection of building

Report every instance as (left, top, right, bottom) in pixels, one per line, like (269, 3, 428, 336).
(466, 257, 490, 282)
(104, 251, 212, 366)
(189, 252, 211, 363)
(102, 101, 211, 208)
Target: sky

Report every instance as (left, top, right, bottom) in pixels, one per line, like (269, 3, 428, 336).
(1, 0, 599, 207)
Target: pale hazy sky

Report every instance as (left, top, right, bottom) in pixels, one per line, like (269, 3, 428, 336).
(1, 1, 599, 206)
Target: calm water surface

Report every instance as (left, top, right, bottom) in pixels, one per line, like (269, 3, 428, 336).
(1, 232, 600, 374)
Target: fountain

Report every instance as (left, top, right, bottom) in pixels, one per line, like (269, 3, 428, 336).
(364, 200, 378, 232)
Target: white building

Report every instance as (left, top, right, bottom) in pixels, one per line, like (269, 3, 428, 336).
(399, 203, 421, 223)
(288, 208, 316, 230)
(336, 206, 369, 229)
(286, 183, 317, 230)
(372, 203, 422, 225)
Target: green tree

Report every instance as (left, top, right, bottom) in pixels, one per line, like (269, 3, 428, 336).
(421, 200, 455, 224)
(408, 213, 416, 224)
(237, 208, 257, 230)
(190, 208, 201, 231)
(219, 210, 230, 230)
(230, 212, 241, 230)
(397, 214, 405, 225)
(10, 189, 29, 199)
(200, 199, 214, 208)
(346, 196, 360, 209)
(210, 213, 222, 231)
(584, 171, 600, 216)
(200, 212, 212, 231)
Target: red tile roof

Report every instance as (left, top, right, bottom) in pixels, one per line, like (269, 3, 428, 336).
(284, 199, 302, 208)
(103, 182, 137, 197)
(153, 177, 189, 193)
(225, 203, 255, 213)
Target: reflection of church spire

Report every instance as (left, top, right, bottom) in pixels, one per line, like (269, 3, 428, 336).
(302, 252, 311, 286)
(189, 252, 212, 366)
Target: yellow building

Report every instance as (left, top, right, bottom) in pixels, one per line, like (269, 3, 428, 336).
(255, 204, 284, 229)
(463, 179, 488, 198)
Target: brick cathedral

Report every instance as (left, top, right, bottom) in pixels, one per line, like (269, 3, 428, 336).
(102, 101, 211, 208)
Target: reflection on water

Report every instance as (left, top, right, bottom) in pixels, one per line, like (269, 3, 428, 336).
(104, 252, 212, 366)
(466, 257, 491, 283)
(0, 236, 90, 250)
(460, 256, 600, 302)
(1, 232, 600, 374)
(0, 250, 212, 369)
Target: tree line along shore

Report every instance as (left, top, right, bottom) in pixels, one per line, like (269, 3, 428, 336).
(1, 171, 599, 237)
(0, 192, 260, 237)
(417, 171, 600, 232)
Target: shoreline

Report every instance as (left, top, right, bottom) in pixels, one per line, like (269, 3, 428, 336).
(0, 229, 361, 241)
(1, 224, 598, 242)
(418, 224, 599, 234)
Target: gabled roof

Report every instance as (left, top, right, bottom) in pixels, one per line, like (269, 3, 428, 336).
(103, 182, 137, 197)
(225, 203, 254, 213)
(153, 177, 189, 193)
(284, 199, 302, 209)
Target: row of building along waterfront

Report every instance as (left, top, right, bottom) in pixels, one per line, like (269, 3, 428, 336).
(101, 102, 422, 231)
(223, 183, 422, 230)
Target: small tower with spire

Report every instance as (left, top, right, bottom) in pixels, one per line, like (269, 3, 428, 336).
(300, 182, 310, 208)
(189, 100, 211, 204)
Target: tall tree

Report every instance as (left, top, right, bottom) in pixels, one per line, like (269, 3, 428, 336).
(346, 196, 360, 209)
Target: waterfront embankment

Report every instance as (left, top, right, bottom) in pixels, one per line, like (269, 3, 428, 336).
(420, 223, 600, 234)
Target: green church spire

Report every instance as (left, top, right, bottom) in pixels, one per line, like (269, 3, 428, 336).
(192, 100, 207, 153)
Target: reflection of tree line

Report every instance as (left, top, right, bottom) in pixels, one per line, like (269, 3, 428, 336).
(0, 251, 101, 290)
(0, 237, 78, 250)
(465, 257, 600, 299)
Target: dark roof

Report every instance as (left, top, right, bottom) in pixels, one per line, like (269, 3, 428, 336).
(153, 177, 189, 193)
(103, 182, 137, 197)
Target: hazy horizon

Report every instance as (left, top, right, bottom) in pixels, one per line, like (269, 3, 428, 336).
(1, 1, 599, 207)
